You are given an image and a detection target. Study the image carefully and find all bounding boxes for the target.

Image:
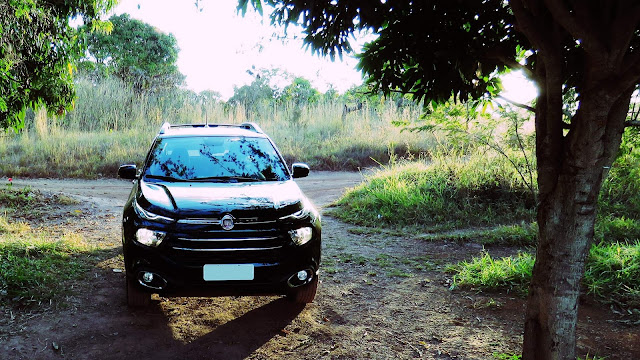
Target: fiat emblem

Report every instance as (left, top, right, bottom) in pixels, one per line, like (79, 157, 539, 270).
(220, 214, 235, 231)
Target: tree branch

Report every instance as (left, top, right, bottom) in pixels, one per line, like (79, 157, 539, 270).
(511, 0, 547, 51)
(607, 52, 640, 96)
(610, 2, 640, 66)
(625, 120, 640, 127)
(511, 0, 561, 59)
(496, 95, 536, 112)
(543, 0, 605, 54)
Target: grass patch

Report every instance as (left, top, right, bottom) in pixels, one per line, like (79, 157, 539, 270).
(599, 151, 640, 219)
(450, 241, 640, 308)
(0, 184, 36, 210)
(426, 217, 638, 247)
(332, 151, 536, 229)
(492, 353, 521, 360)
(584, 241, 640, 308)
(0, 185, 81, 220)
(595, 216, 640, 244)
(448, 252, 534, 295)
(0, 221, 94, 305)
(0, 217, 30, 234)
(0, 130, 150, 178)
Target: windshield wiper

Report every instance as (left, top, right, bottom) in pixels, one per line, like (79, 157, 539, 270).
(189, 176, 262, 183)
(145, 174, 187, 182)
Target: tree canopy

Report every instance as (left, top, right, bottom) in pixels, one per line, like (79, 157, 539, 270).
(279, 77, 320, 106)
(239, 1, 640, 358)
(80, 13, 184, 92)
(0, 0, 116, 130)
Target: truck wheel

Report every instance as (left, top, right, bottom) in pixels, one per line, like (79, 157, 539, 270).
(126, 276, 151, 308)
(288, 275, 318, 304)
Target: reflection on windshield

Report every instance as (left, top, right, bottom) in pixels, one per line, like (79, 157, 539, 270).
(144, 136, 289, 182)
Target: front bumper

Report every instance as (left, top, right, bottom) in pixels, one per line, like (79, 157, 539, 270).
(123, 237, 321, 297)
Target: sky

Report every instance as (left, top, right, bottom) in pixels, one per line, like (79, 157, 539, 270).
(111, 0, 537, 103)
(111, 0, 366, 99)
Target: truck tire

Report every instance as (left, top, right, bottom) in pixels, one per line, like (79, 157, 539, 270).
(287, 275, 318, 304)
(127, 276, 151, 308)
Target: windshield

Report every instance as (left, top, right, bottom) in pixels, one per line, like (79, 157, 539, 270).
(143, 136, 289, 182)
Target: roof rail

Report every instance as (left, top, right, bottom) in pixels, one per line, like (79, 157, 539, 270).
(239, 122, 263, 133)
(157, 122, 264, 134)
(159, 122, 171, 134)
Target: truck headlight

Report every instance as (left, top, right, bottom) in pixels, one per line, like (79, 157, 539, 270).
(135, 228, 166, 247)
(134, 200, 174, 224)
(289, 227, 313, 246)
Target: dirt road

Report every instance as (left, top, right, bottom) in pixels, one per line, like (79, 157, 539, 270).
(2, 172, 638, 359)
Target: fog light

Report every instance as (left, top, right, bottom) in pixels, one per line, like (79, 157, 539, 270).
(297, 270, 309, 281)
(142, 272, 154, 283)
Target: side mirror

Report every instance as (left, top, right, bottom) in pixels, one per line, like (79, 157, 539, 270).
(292, 163, 310, 179)
(118, 164, 138, 180)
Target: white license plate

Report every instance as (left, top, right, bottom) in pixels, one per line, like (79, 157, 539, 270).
(203, 264, 254, 281)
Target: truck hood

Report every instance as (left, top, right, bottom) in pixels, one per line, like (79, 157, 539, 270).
(139, 179, 305, 217)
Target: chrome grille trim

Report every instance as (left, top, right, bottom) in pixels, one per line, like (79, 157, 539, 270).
(177, 237, 278, 242)
(172, 246, 283, 252)
(177, 218, 277, 225)
(177, 219, 219, 225)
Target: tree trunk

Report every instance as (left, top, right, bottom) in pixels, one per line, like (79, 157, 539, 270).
(522, 170, 601, 359)
(522, 85, 632, 358)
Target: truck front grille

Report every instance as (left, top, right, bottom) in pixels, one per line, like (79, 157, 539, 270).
(167, 216, 289, 263)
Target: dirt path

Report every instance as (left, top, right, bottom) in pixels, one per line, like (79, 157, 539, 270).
(2, 172, 639, 359)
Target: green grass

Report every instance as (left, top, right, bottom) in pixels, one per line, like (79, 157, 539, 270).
(425, 218, 638, 248)
(448, 252, 534, 295)
(0, 222, 94, 304)
(331, 151, 536, 229)
(584, 241, 640, 307)
(0, 186, 104, 306)
(599, 151, 640, 219)
(449, 241, 640, 308)
(0, 184, 80, 219)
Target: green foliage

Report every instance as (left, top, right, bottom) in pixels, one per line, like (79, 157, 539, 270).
(241, 1, 524, 105)
(398, 101, 537, 197)
(595, 216, 640, 245)
(279, 77, 321, 106)
(599, 144, 640, 220)
(491, 353, 606, 360)
(0, 0, 116, 130)
(449, 252, 534, 295)
(63, 74, 209, 132)
(80, 13, 184, 92)
(228, 76, 275, 117)
(0, 184, 34, 209)
(584, 241, 640, 308)
(332, 151, 536, 229)
(492, 353, 521, 360)
(450, 241, 640, 308)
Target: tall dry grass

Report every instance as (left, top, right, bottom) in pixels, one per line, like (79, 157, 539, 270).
(0, 75, 437, 178)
